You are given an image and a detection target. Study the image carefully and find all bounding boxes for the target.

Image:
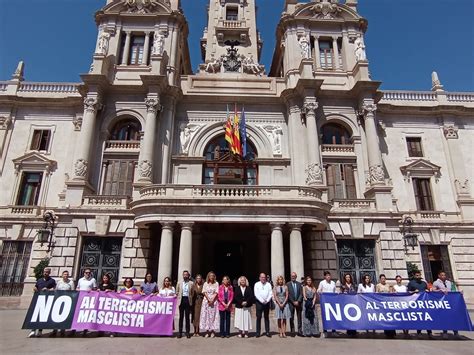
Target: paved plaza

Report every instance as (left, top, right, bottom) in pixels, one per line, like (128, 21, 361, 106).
(1, 306, 472, 355)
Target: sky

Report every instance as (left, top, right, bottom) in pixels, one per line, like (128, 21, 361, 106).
(0, 0, 473, 91)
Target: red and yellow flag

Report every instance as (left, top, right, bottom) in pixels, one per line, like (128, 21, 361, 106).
(225, 105, 234, 153)
(232, 103, 242, 156)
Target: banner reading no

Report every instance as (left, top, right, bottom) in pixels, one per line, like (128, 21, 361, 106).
(320, 292, 473, 331)
(23, 291, 177, 336)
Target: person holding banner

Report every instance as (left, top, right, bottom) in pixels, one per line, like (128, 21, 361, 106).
(56, 270, 74, 291)
(98, 273, 115, 292)
(119, 278, 138, 294)
(302, 276, 320, 338)
(340, 273, 357, 338)
(200, 271, 220, 338)
(159, 277, 176, 297)
(358, 274, 376, 337)
(176, 270, 195, 339)
(317, 271, 336, 338)
(407, 271, 433, 339)
(192, 274, 204, 337)
(140, 273, 157, 295)
(28, 267, 56, 338)
(376, 274, 396, 339)
(77, 268, 97, 291)
(392, 275, 409, 338)
(432, 270, 461, 339)
(218, 276, 234, 338)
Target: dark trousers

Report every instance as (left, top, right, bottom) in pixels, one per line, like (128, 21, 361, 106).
(289, 303, 302, 334)
(178, 297, 191, 335)
(219, 310, 231, 336)
(256, 301, 270, 335)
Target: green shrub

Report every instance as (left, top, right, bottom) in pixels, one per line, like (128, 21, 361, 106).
(406, 262, 421, 280)
(33, 257, 51, 280)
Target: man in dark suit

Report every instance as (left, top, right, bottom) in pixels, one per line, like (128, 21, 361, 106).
(287, 271, 303, 337)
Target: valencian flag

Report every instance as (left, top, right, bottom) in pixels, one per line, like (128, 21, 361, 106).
(224, 105, 235, 153)
(224, 104, 246, 156)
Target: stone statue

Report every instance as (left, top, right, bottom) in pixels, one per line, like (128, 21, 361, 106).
(431, 71, 444, 91)
(242, 55, 265, 76)
(74, 159, 88, 178)
(263, 125, 283, 155)
(179, 123, 201, 154)
(204, 55, 222, 74)
(305, 163, 323, 185)
(299, 35, 311, 59)
(12, 61, 25, 81)
(152, 32, 165, 56)
(354, 37, 367, 62)
(96, 31, 110, 55)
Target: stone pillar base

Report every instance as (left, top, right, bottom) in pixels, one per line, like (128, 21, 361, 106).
(64, 180, 95, 207)
(364, 185, 393, 211)
(457, 198, 474, 220)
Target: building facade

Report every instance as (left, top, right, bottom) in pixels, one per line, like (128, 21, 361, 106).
(0, 0, 473, 301)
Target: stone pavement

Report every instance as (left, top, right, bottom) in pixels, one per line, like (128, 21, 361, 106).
(1, 308, 473, 355)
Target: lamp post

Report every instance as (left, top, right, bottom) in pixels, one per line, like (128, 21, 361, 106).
(401, 216, 418, 252)
(36, 210, 57, 253)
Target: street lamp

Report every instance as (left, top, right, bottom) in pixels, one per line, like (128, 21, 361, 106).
(401, 216, 418, 252)
(36, 210, 57, 253)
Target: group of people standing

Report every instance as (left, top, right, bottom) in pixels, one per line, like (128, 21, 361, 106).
(28, 267, 461, 339)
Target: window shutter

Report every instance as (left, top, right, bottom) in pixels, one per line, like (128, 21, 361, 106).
(344, 165, 357, 199)
(420, 245, 432, 282)
(30, 131, 41, 150)
(440, 246, 454, 281)
(335, 164, 344, 199)
(326, 165, 336, 201)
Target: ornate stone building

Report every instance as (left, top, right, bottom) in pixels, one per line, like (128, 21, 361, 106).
(0, 0, 473, 301)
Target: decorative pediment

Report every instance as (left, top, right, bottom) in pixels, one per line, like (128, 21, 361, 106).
(13, 152, 57, 174)
(400, 159, 441, 181)
(293, 1, 360, 21)
(102, 0, 171, 15)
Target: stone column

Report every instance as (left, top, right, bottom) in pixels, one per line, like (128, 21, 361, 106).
(258, 227, 270, 275)
(177, 222, 193, 277)
(157, 222, 174, 284)
(121, 31, 132, 65)
(143, 32, 151, 66)
(137, 95, 160, 183)
(159, 96, 176, 183)
(313, 36, 321, 70)
(270, 223, 285, 282)
(285, 96, 307, 185)
(332, 36, 340, 70)
(289, 224, 304, 279)
(73, 95, 102, 180)
(303, 97, 323, 186)
(360, 100, 385, 185)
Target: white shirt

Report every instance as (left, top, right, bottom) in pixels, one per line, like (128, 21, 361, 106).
(357, 283, 375, 293)
(77, 277, 97, 291)
(254, 281, 273, 304)
(317, 280, 336, 293)
(159, 287, 176, 297)
(182, 281, 190, 297)
(393, 284, 407, 293)
(56, 279, 75, 290)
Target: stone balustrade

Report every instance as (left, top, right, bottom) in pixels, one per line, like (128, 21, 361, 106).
(381, 91, 436, 102)
(332, 199, 376, 210)
(218, 20, 246, 29)
(417, 211, 444, 220)
(104, 140, 140, 151)
(82, 195, 130, 209)
(447, 92, 474, 102)
(18, 82, 80, 94)
(9, 206, 40, 215)
(321, 144, 355, 154)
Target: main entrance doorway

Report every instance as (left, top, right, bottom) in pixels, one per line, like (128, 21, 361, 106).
(195, 224, 269, 285)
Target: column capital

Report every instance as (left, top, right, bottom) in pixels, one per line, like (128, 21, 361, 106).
(180, 222, 194, 230)
(83, 96, 102, 114)
(270, 223, 284, 231)
(161, 221, 175, 230)
(443, 125, 458, 139)
(289, 223, 303, 231)
(332, 36, 339, 41)
(125, 30, 132, 36)
(145, 97, 161, 114)
(303, 97, 318, 115)
(359, 99, 377, 118)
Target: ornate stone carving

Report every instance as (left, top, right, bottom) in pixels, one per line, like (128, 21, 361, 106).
(124, 0, 162, 13)
(222, 41, 242, 72)
(311, 0, 341, 19)
(83, 97, 101, 114)
(369, 164, 385, 184)
(203, 54, 223, 74)
(303, 97, 318, 115)
(241, 55, 265, 76)
(360, 101, 377, 118)
(443, 125, 458, 139)
(455, 179, 470, 196)
(138, 160, 152, 178)
(298, 35, 311, 59)
(152, 32, 165, 56)
(95, 30, 110, 55)
(0, 116, 12, 130)
(305, 163, 323, 185)
(262, 125, 283, 155)
(74, 159, 88, 177)
(145, 97, 160, 114)
(354, 37, 367, 62)
(72, 116, 82, 131)
(179, 123, 202, 154)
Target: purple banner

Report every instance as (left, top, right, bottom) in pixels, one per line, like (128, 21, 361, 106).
(71, 291, 177, 335)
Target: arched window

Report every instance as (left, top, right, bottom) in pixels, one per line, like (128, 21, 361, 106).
(110, 120, 141, 141)
(203, 135, 257, 185)
(320, 123, 351, 145)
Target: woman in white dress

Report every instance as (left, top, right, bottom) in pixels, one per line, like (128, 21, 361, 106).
(357, 274, 375, 336)
(233, 276, 254, 338)
(159, 277, 176, 297)
(200, 271, 220, 338)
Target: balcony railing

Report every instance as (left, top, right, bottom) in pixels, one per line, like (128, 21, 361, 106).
(9, 206, 40, 215)
(446, 92, 474, 102)
(381, 91, 437, 101)
(321, 144, 355, 154)
(82, 195, 130, 209)
(104, 140, 140, 151)
(332, 199, 376, 210)
(139, 185, 323, 200)
(17, 82, 80, 94)
(218, 20, 246, 29)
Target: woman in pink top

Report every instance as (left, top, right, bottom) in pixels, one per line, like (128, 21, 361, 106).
(218, 276, 234, 338)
